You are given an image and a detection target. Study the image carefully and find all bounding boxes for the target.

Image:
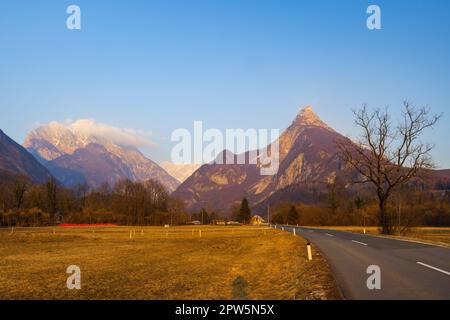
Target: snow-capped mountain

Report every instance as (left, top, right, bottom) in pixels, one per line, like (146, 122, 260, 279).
(160, 162, 201, 183)
(23, 120, 179, 191)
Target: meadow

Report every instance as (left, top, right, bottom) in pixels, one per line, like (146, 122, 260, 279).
(0, 226, 339, 300)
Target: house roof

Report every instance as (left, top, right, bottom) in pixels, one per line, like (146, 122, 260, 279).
(251, 215, 265, 221)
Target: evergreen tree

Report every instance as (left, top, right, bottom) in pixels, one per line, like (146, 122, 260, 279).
(238, 198, 252, 223)
(199, 208, 209, 224)
(287, 205, 299, 225)
(46, 177, 58, 217)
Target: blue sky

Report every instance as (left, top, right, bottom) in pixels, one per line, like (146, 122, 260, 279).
(0, 0, 449, 167)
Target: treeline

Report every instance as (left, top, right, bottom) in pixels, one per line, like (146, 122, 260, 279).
(190, 198, 254, 224)
(0, 171, 188, 227)
(1, 170, 449, 228)
(270, 179, 450, 228)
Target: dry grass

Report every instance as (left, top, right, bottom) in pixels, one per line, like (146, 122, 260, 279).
(310, 226, 450, 247)
(0, 226, 340, 300)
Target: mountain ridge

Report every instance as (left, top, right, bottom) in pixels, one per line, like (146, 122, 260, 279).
(0, 129, 53, 183)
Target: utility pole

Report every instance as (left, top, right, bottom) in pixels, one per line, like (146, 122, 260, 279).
(267, 205, 270, 225)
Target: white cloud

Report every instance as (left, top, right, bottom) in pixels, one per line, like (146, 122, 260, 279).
(46, 119, 157, 149)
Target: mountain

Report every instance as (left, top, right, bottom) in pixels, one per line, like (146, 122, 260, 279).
(47, 143, 134, 189)
(0, 129, 53, 183)
(173, 106, 352, 215)
(160, 162, 201, 183)
(173, 154, 262, 213)
(23, 121, 179, 191)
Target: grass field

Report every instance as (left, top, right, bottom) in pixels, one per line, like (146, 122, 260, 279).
(0, 226, 340, 300)
(309, 226, 450, 247)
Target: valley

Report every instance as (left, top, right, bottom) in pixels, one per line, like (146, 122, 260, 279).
(1, 0, 450, 307)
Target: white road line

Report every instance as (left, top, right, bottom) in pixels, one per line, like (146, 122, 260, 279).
(352, 240, 368, 246)
(417, 262, 450, 276)
(325, 233, 334, 237)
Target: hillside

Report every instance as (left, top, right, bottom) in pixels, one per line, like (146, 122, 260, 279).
(0, 129, 52, 183)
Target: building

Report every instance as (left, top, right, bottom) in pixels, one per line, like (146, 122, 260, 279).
(250, 215, 266, 225)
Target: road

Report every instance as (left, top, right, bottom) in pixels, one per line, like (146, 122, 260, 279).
(277, 226, 450, 300)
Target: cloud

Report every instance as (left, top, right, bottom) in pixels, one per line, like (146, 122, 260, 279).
(48, 119, 157, 149)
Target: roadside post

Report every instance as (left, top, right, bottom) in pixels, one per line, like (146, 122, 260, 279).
(307, 242, 313, 261)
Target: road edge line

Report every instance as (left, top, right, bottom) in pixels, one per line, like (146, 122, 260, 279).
(351, 240, 368, 246)
(300, 227, 450, 249)
(416, 262, 450, 276)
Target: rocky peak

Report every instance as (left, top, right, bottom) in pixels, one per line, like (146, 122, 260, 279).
(292, 106, 331, 130)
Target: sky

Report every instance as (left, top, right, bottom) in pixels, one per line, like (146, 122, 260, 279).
(0, 0, 449, 167)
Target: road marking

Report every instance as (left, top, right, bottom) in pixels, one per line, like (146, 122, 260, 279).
(325, 233, 334, 237)
(352, 240, 368, 246)
(417, 262, 450, 276)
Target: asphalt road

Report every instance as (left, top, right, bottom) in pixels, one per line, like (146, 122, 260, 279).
(277, 226, 450, 300)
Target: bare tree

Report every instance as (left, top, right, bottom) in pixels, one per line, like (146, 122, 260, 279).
(45, 177, 58, 217)
(13, 176, 28, 209)
(337, 102, 441, 234)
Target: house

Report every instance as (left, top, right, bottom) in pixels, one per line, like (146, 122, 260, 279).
(250, 215, 266, 225)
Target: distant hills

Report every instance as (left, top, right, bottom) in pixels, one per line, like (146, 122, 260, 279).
(160, 162, 201, 183)
(0, 129, 52, 183)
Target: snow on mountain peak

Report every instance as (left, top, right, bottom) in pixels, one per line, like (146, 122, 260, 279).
(24, 119, 155, 157)
(160, 162, 201, 183)
(23, 119, 179, 191)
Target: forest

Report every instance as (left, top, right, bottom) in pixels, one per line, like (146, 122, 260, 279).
(0, 170, 188, 227)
